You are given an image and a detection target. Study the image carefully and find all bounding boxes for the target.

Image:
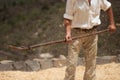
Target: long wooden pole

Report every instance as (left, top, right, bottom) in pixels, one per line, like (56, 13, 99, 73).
(8, 29, 109, 50)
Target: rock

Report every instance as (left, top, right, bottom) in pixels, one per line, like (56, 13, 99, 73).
(52, 58, 66, 67)
(96, 56, 117, 64)
(13, 61, 27, 71)
(39, 53, 54, 59)
(25, 60, 40, 71)
(59, 55, 66, 59)
(38, 59, 53, 69)
(117, 54, 120, 62)
(0, 63, 14, 71)
(0, 60, 14, 64)
(77, 57, 85, 66)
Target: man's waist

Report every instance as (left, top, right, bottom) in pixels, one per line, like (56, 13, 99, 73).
(73, 26, 98, 32)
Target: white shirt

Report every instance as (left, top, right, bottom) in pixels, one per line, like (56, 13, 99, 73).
(64, 0, 111, 29)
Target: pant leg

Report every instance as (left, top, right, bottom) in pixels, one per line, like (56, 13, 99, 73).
(83, 33, 98, 80)
(64, 39, 82, 80)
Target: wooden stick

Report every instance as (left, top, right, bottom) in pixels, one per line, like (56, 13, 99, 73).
(8, 29, 109, 50)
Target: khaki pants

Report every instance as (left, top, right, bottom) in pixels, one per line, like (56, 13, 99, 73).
(64, 28, 98, 80)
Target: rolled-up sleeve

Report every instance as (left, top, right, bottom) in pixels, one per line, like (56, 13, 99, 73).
(100, 0, 111, 11)
(64, 0, 75, 20)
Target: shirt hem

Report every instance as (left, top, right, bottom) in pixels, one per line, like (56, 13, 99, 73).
(63, 14, 73, 20)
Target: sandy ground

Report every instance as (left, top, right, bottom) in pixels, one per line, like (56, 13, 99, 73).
(0, 62, 120, 80)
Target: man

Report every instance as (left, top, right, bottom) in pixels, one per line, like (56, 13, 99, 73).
(63, 0, 116, 80)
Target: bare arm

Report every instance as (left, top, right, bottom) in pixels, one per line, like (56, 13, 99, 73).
(106, 7, 116, 32)
(64, 18, 72, 42)
(63, 0, 75, 42)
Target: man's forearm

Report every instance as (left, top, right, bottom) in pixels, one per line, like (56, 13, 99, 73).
(64, 19, 72, 34)
(106, 7, 115, 25)
(64, 18, 72, 42)
(66, 25, 71, 35)
(106, 7, 116, 32)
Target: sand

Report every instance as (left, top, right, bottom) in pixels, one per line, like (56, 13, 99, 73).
(0, 62, 120, 80)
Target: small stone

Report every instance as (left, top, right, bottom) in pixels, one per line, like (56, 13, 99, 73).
(0, 60, 14, 64)
(39, 53, 54, 59)
(52, 58, 66, 67)
(59, 55, 66, 59)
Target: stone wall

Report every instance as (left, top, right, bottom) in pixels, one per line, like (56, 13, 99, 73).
(0, 55, 119, 71)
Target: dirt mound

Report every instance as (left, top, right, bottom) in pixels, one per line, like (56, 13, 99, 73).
(0, 62, 120, 80)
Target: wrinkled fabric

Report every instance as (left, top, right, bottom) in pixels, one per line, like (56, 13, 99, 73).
(64, 0, 111, 29)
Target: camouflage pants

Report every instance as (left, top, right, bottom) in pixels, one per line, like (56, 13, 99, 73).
(64, 28, 98, 80)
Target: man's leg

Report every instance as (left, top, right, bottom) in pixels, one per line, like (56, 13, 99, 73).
(83, 34, 98, 80)
(64, 39, 81, 80)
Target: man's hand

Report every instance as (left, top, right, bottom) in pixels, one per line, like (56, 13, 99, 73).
(65, 33, 72, 43)
(108, 24, 116, 32)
